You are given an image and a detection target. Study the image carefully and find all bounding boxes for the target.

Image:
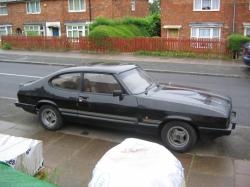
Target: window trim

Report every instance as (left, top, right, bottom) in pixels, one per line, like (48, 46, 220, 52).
(244, 26, 250, 37)
(0, 25, 12, 36)
(26, 0, 41, 14)
(190, 27, 221, 39)
(24, 25, 45, 36)
(131, 0, 136, 11)
(68, 0, 86, 12)
(65, 23, 89, 38)
(0, 3, 8, 16)
(193, 0, 220, 11)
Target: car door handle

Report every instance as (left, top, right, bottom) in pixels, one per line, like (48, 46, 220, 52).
(79, 96, 88, 102)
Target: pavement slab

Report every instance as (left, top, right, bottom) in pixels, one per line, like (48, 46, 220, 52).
(0, 118, 250, 187)
(187, 172, 234, 187)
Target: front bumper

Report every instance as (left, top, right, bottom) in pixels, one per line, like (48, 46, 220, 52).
(199, 111, 237, 137)
(15, 102, 37, 114)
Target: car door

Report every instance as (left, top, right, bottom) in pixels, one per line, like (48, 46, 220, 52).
(77, 72, 138, 126)
(48, 72, 81, 116)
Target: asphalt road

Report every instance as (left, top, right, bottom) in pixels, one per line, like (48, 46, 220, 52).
(0, 62, 250, 127)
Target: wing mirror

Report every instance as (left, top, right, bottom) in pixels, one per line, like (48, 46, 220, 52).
(113, 90, 124, 100)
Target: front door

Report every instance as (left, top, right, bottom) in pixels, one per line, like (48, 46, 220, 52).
(52, 27, 59, 37)
(49, 72, 81, 115)
(167, 29, 179, 38)
(78, 73, 138, 127)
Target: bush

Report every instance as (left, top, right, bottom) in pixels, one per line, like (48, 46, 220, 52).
(227, 34, 250, 58)
(89, 24, 149, 39)
(89, 15, 160, 39)
(146, 14, 161, 37)
(2, 42, 12, 50)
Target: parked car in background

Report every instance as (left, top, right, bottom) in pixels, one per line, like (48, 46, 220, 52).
(243, 42, 250, 66)
(15, 64, 237, 152)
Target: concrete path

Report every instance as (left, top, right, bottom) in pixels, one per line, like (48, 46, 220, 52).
(1, 119, 250, 187)
(0, 98, 250, 187)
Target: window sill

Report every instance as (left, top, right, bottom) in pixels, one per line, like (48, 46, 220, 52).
(193, 9, 220, 12)
(68, 10, 86, 13)
(0, 14, 8, 16)
(27, 12, 41, 15)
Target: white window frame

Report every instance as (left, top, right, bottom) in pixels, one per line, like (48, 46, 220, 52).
(244, 26, 250, 37)
(68, 0, 86, 12)
(0, 3, 8, 16)
(24, 25, 45, 36)
(193, 0, 220, 11)
(191, 27, 221, 39)
(66, 23, 89, 38)
(0, 25, 12, 37)
(131, 0, 136, 11)
(26, 0, 41, 14)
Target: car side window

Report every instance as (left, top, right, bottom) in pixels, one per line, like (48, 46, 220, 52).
(83, 73, 121, 94)
(51, 73, 81, 91)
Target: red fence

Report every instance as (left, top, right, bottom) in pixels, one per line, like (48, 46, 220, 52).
(1, 36, 229, 56)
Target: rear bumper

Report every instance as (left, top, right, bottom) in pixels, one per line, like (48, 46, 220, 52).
(15, 102, 37, 114)
(199, 111, 237, 137)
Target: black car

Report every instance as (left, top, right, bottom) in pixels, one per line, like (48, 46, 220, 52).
(15, 64, 236, 152)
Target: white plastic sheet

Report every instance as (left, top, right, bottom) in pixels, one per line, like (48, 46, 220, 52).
(89, 138, 185, 187)
(0, 133, 44, 176)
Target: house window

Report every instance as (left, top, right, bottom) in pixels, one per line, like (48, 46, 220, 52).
(194, 0, 220, 11)
(131, 0, 136, 11)
(244, 27, 250, 37)
(191, 27, 220, 39)
(66, 24, 89, 38)
(26, 0, 41, 14)
(0, 3, 8, 15)
(68, 0, 86, 12)
(24, 25, 45, 36)
(0, 25, 12, 37)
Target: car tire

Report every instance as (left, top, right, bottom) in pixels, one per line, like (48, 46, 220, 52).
(39, 105, 63, 130)
(161, 121, 197, 152)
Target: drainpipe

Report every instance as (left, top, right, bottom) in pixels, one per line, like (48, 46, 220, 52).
(88, 0, 92, 22)
(232, 0, 236, 33)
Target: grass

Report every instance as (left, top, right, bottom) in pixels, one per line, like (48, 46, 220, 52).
(34, 168, 60, 185)
(1, 42, 12, 50)
(134, 51, 231, 60)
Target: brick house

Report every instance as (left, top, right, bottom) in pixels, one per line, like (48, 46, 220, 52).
(0, 0, 149, 38)
(161, 0, 250, 40)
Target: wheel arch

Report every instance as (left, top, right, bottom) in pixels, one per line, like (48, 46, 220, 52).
(159, 116, 200, 137)
(36, 100, 58, 110)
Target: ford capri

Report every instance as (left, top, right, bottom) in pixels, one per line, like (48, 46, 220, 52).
(15, 64, 236, 152)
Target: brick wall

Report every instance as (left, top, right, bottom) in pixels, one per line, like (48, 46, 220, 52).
(235, 0, 250, 34)
(0, 0, 149, 35)
(161, 0, 250, 39)
(112, 0, 149, 18)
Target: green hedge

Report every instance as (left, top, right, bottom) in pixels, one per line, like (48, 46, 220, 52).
(227, 34, 250, 55)
(89, 24, 149, 39)
(89, 14, 160, 39)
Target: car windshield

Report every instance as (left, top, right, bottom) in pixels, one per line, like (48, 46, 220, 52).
(120, 68, 154, 94)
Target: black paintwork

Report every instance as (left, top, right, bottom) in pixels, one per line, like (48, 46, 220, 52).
(15, 64, 236, 137)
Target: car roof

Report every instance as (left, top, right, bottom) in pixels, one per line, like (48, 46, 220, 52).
(58, 64, 138, 74)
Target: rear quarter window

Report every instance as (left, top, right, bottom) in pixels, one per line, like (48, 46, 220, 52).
(50, 73, 81, 91)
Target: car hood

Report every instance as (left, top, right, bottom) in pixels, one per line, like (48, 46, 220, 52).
(140, 83, 232, 117)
